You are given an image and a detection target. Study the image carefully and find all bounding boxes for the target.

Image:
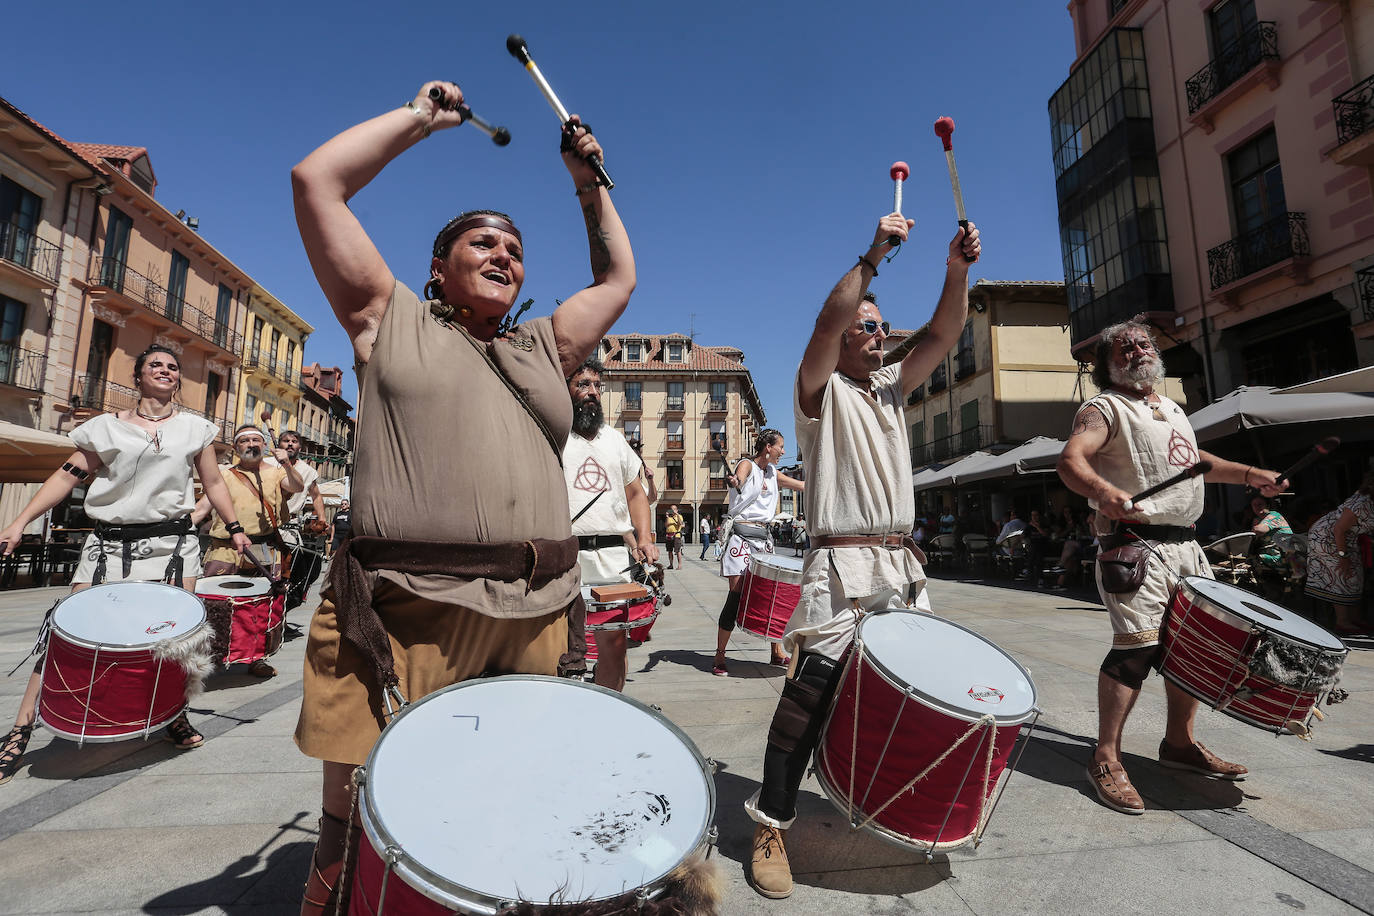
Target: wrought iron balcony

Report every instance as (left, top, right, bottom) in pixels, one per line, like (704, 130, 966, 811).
(928, 364, 948, 394)
(1334, 74, 1374, 146)
(1356, 266, 1374, 322)
(0, 222, 60, 284)
(1207, 212, 1309, 290)
(0, 343, 46, 391)
(665, 397, 685, 412)
(913, 424, 995, 466)
(88, 257, 244, 354)
(907, 384, 924, 405)
(1186, 22, 1278, 115)
(707, 397, 728, 412)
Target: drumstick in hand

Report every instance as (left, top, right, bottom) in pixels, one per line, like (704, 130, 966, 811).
(887, 161, 909, 248)
(1122, 460, 1212, 512)
(1258, 436, 1339, 492)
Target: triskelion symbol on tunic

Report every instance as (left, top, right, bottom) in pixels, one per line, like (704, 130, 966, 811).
(1166, 430, 1199, 469)
(574, 456, 610, 493)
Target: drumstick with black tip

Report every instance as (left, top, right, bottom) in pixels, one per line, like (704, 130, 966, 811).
(506, 34, 613, 188)
(1122, 460, 1213, 512)
(933, 117, 975, 262)
(427, 87, 512, 146)
(1255, 436, 1339, 493)
(887, 161, 909, 248)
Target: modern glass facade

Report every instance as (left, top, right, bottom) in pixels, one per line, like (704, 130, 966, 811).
(1049, 28, 1173, 348)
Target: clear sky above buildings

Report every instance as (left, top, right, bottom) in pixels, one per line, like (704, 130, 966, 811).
(12, 1, 1074, 460)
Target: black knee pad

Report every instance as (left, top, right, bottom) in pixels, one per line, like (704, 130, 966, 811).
(716, 591, 741, 631)
(767, 653, 841, 754)
(1100, 645, 1162, 690)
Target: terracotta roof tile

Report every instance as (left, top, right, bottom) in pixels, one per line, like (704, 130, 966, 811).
(70, 142, 149, 166)
(0, 97, 100, 176)
(599, 333, 752, 373)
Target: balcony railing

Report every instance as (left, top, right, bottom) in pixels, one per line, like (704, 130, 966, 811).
(0, 343, 46, 391)
(665, 436, 685, 451)
(912, 424, 995, 466)
(72, 374, 232, 441)
(707, 397, 727, 412)
(954, 349, 976, 380)
(0, 222, 60, 283)
(89, 257, 243, 354)
(709, 477, 728, 490)
(1186, 22, 1278, 114)
(928, 366, 948, 394)
(665, 398, 684, 411)
(1356, 266, 1374, 322)
(907, 384, 924, 405)
(1207, 212, 1309, 290)
(1334, 74, 1374, 146)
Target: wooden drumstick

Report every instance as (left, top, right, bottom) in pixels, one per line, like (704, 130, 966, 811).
(1122, 460, 1212, 512)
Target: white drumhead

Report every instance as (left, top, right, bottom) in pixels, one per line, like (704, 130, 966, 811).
(857, 612, 1036, 723)
(1180, 576, 1344, 650)
(364, 676, 714, 908)
(51, 582, 205, 648)
(196, 576, 271, 598)
(751, 554, 805, 578)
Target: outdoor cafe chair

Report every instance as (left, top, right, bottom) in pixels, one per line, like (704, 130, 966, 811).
(962, 533, 994, 575)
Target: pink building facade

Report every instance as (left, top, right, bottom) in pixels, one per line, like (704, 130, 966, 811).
(1052, 0, 1374, 401)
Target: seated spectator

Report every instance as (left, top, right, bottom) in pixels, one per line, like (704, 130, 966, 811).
(1048, 508, 1096, 590)
(1249, 495, 1292, 570)
(939, 508, 956, 534)
(1019, 508, 1053, 580)
(995, 509, 1026, 553)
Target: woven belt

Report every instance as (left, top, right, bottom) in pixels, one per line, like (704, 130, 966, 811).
(811, 532, 914, 550)
(578, 534, 626, 551)
(1102, 523, 1196, 548)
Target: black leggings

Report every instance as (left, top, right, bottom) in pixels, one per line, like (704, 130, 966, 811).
(716, 590, 741, 631)
(757, 652, 845, 823)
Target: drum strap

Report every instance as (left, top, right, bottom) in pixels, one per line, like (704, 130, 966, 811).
(328, 534, 581, 699)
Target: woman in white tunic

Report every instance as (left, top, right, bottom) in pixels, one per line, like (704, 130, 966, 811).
(0, 346, 251, 783)
(711, 429, 804, 673)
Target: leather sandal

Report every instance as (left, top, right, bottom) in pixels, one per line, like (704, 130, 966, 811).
(248, 659, 277, 678)
(164, 712, 204, 750)
(0, 723, 34, 786)
(1086, 760, 1145, 814)
(1158, 739, 1247, 780)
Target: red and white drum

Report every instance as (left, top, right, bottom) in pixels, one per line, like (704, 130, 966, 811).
(196, 576, 285, 665)
(38, 582, 210, 745)
(581, 584, 659, 663)
(350, 676, 717, 914)
(815, 611, 1038, 853)
(1161, 576, 1347, 736)
(736, 554, 804, 641)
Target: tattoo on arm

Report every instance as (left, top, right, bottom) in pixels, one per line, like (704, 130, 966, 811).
(581, 203, 612, 276)
(1070, 406, 1107, 437)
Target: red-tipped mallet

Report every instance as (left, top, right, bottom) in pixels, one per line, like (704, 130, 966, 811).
(933, 117, 975, 262)
(888, 160, 909, 248)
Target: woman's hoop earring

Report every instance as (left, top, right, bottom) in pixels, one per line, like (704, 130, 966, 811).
(423, 278, 442, 301)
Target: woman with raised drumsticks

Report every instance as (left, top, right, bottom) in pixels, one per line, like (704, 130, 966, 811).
(289, 79, 634, 913)
(0, 345, 252, 783)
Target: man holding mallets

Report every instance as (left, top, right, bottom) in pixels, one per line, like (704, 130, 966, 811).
(744, 210, 980, 899)
(1057, 318, 1286, 815)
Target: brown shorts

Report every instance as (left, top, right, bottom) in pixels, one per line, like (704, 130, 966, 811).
(295, 579, 569, 766)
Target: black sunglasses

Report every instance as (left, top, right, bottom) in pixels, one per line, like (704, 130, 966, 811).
(859, 319, 891, 336)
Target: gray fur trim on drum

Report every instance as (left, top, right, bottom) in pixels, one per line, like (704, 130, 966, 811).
(1248, 634, 1344, 691)
(498, 854, 722, 915)
(152, 626, 216, 702)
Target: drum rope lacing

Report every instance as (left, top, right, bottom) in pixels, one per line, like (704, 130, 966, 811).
(333, 767, 365, 916)
(840, 640, 1001, 839)
(40, 658, 181, 732)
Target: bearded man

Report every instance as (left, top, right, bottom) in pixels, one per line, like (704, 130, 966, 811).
(195, 426, 304, 581)
(563, 358, 659, 691)
(1057, 319, 1286, 815)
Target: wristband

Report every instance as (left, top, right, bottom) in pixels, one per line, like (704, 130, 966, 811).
(226, 521, 245, 536)
(60, 462, 90, 481)
(857, 255, 878, 276)
(574, 181, 602, 196)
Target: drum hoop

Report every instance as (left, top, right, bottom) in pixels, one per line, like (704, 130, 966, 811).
(586, 609, 661, 633)
(358, 675, 717, 910)
(854, 612, 1038, 726)
(50, 590, 207, 651)
(1174, 576, 1347, 655)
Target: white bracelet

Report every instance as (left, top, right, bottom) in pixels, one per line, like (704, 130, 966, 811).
(404, 101, 431, 139)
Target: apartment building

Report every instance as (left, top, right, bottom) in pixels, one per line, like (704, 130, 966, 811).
(594, 332, 766, 539)
(238, 284, 311, 437)
(1051, 0, 1374, 403)
(299, 363, 354, 480)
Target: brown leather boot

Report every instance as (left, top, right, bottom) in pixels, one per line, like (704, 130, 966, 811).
(749, 823, 793, 899)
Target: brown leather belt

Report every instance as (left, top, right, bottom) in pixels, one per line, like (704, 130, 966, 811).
(811, 533, 915, 550)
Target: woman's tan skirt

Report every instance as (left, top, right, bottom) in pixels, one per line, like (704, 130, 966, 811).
(295, 579, 569, 766)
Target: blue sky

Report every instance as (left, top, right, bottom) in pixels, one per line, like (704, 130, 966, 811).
(13, 1, 1075, 460)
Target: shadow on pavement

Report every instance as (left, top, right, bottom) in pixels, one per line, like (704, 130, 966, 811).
(1318, 742, 1374, 765)
(22, 730, 182, 781)
(142, 812, 315, 912)
(638, 649, 783, 679)
(1026, 722, 1246, 812)
(711, 764, 947, 898)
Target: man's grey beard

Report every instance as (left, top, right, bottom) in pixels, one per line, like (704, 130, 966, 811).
(572, 398, 604, 436)
(240, 447, 263, 460)
(1109, 355, 1164, 392)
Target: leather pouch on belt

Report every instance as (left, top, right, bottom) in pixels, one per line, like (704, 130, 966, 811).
(1098, 543, 1150, 594)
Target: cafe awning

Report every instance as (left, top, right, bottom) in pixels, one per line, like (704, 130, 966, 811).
(957, 436, 1065, 484)
(1274, 367, 1374, 396)
(1186, 385, 1374, 442)
(0, 421, 75, 484)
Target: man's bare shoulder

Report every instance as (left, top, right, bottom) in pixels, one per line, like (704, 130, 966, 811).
(1069, 403, 1108, 438)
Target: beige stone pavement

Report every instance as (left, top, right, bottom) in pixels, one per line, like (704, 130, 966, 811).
(0, 553, 1370, 914)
